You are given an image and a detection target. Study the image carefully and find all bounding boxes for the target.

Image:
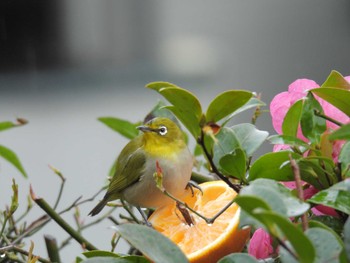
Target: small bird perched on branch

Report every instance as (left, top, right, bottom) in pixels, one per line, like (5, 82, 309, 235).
(89, 117, 193, 216)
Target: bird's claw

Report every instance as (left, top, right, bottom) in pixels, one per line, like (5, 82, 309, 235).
(186, 181, 203, 196)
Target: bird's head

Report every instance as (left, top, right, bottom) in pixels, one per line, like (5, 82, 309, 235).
(138, 117, 186, 156)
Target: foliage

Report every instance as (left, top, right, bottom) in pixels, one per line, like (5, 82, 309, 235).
(1, 70, 350, 263)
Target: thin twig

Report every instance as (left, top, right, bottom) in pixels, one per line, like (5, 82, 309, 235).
(30, 185, 98, 251)
(289, 155, 308, 231)
(276, 237, 298, 260)
(163, 189, 235, 225)
(198, 129, 241, 192)
(314, 110, 344, 127)
(120, 199, 141, 224)
(0, 244, 51, 263)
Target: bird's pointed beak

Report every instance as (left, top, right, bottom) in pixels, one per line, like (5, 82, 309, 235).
(137, 125, 154, 133)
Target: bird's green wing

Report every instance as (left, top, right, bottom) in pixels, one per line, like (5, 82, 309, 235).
(106, 139, 146, 200)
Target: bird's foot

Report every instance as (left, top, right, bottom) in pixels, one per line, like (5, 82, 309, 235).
(186, 180, 203, 196)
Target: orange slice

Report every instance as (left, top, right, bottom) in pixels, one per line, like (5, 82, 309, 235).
(148, 181, 250, 263)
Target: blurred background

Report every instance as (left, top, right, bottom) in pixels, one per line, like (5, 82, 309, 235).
(1, 0, 350, 261)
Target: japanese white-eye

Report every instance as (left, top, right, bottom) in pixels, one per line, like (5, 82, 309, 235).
(89, 117, 193, 216)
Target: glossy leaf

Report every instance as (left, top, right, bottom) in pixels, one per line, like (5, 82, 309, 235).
(98, 117, 140, 139)
(268, 135, 310, 149)
(234, 197, 316, 263)
(230, 123, 269, 156)
(311, 87, 350, 117)
(300, 93, 326, 143)
(279, 243, 299, 263)
(305, 227, 346, 263)
(143, 101, 178, 124)
(248, 151, 301, 182)
(146, 82, 202, 122)
(282, 99, 303, 137)
(261, 212, 315, 263)
(344, 217, 350, 262)
(222, 97, 266, 126)
(308, 179, 350, 215)
(163, 105, 201, 138)
(298, 158, 334, 189)
(213, 127, 241, 168)
(329, 123, 350, 141)
(234, 195, 274, 230)
(240, 179, 310, 217)
(339, 141, 350, 178)
(0, 145, 27, 178)
(206, 90, 252, 123)
(320, 70, 350, 90)
(218, 253, 259, 263)
(309, 217, 344, 237)
(114, 224, 189, 263)
(219, 149, 246, 181)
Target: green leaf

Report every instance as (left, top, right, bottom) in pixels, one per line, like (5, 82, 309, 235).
(230, 123, 269, 157)
(311, 87, 350, 117)
(259, 212, 315, 263)
(300, 93, 326, 143)
(305, 227, 346, 263)
(268, 135, 310, 149)
(321, 70, 350, 90)
(114, 224, 189, 263)
(234, 197, 316, 263)
(339, 141, 350, 178)
(240, 179, 310, 217)
(308, 179, 350, 215)
(163, 106, 201, 138)
(218, 253, 259, 263)
(0, 121, 15, 132)
(80, 257, 149, 263)
(0, 145, 27, 178)
(98, 117, 140, 139)
(143, 101, 178, 124)
(83, 251, 121, 258)
(248, 151, 301, 182)
(146, 82, 202, 122)
(206, 90, 252, 123)
(329, 123, 350, 141)
(298, 158, 334, 189)
(344, 217, 350, 262)
(219, 149, 246, 181)
(282, 99, 303, 137)
(309, 217, 344, 237)
(222, 97, 266, 126)
(213, 127, 241, 169)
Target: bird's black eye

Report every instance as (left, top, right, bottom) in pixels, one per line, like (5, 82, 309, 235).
(158, 126, 168, 136)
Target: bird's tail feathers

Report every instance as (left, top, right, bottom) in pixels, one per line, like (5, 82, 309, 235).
(88, 198, 108, 216)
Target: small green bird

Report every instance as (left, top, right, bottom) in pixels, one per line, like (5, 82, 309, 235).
(89, 117, 193, 216)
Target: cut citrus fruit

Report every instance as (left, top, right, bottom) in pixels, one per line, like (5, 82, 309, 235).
(148, 180, 250, 263)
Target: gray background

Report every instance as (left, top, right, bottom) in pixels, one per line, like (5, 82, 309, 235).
(1, 1, 350, 261)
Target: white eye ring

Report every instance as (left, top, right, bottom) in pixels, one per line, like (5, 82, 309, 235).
(158, 126, 167, 136)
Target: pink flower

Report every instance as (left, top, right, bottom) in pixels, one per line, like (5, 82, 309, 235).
(248, 228, 274, 259)
(270, 77, 350, 160)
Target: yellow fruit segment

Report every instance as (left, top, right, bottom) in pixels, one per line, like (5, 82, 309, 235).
(149, 181, 250, 263)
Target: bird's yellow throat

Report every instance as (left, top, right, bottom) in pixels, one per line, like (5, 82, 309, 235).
(142, 133, 186, 160)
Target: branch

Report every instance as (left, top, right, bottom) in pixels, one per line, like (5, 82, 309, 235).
(30, 185, 98, 251)
(198, 129, 241, 192)
(45, 235, 61, 263)
(0, 244, 51, 263)
(289, 155, 308, 231)
(314, 110, 343, 127)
